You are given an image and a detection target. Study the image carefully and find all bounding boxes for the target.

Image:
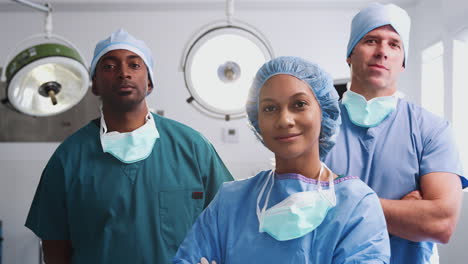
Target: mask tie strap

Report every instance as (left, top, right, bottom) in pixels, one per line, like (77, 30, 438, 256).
(317, 163, 324, 191)
(256, 169, 275, 232)
(99, 105, 108, 135)
(321, 162, 337, 206)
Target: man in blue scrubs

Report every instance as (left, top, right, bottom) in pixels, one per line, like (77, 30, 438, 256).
(25, 29, 233, 264)
(324, 3, 467, 264)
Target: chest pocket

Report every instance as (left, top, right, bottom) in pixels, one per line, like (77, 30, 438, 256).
(159, 189, 204, 250)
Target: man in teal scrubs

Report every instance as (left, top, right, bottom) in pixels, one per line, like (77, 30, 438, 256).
(25, 29, 233, 264)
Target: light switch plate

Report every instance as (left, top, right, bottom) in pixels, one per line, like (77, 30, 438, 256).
(222, 127, 239, 143)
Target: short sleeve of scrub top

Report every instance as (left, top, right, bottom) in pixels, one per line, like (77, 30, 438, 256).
(25, 150, 69, 240)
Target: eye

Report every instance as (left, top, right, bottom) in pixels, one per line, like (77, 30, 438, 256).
(262, 105, 277, 112)
(293, 100, 308, 109)
(102, 64, 115, 70)
(390, 42, 401, 49)
(130, 63, 141, 69)
(364, 39, 377, 44)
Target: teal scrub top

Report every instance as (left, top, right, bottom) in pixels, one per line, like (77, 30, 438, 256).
(324, 99, 466, 264)
(26, 113, 233, 264)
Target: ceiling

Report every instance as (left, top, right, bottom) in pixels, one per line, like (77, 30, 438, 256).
(0, 0, 420, 12)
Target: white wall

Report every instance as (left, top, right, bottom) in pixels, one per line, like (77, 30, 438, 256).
(408, 0, 468, 263)
(0, 1, 467, 263)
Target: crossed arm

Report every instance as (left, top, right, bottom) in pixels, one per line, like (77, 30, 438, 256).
(380, 172, 462, 244)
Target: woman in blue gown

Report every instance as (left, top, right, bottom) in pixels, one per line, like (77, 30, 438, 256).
(173, 56, 390, 264)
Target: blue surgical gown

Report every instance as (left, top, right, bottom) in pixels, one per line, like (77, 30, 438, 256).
(25, 113, 233, 264)
(324, 99, 467, 264)
(174, 171, 390, 264)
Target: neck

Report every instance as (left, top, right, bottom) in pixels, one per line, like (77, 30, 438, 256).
(102, 101, 149, 133)
(349, 79, 397, 101)
(275, 151, 323, 180)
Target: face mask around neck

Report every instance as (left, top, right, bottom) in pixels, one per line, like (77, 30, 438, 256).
(256, 163, 337, 241)
(100, 109, 159, 164)
(342, 90, 398, 128)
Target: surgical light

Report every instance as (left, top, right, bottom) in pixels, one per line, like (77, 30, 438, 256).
(0, 0, 89, 117)
(181, 0, 274, 121)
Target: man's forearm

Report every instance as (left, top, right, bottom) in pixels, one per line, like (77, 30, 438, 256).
(380, 196, 460, 243)
(380, 172, 462, 244)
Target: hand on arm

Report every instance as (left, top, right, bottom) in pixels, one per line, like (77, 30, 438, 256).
(380, 172, 462, 243)
(401, 190, 422, 200)
(42, 240, 72, 264)
(198, 257, 217, 264)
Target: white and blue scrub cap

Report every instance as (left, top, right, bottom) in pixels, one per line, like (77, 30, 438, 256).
(90, 29, 155, 86)
(347, 3, 411, 66)
(246, 56, 341, 159)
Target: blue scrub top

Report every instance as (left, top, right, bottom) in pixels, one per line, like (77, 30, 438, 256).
(26, 113, 233, 264)
(174, 171, 390, 264)
(324, 99, 467, 264)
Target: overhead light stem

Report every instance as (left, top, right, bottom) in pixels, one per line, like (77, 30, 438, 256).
(226, 0, 234, 25)
(11, 0, 51, 13)
(45, 7, 53, 38)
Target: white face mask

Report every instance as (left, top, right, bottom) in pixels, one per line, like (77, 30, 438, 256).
(256, 163, 337, 241)
(100, 109, 159, 164)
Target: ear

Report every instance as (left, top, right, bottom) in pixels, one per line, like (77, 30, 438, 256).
(346, 57, 351, 66)
(147, 77, 154, 94)
(91, 76, 99, 96)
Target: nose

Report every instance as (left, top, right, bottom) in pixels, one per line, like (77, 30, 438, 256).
(118, 64, 131, 79)
(276, 109, 295, 129)
(374, 44, 388, 60)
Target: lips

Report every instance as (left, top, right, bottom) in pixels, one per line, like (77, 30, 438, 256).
(274, 133, 301, 142)
(119, 81, 136, 89)
(116, 81, 136, 93)
(368, 64, 389, 71)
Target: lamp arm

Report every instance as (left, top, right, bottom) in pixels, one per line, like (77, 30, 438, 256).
(11, 0, 51, 13)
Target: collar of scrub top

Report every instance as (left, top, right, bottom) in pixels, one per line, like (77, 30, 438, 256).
(256, 163, 336, 224)
(99, 106, 158, 135)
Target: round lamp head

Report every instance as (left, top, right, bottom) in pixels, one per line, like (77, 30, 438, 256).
(5, 43, 89, 117)
(184, 26, 273, 118)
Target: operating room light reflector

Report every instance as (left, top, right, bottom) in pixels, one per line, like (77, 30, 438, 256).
(183, 25, 273, 118)
(8, 57, 88, 116)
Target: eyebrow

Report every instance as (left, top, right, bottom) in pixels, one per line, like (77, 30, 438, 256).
(362, 34, 402, 43)
(260, 92, 310, 102)
(101, 55, 143, 61)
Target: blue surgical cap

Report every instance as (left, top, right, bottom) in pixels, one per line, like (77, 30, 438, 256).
(347, 3, 411, 66)
(246, 56, 341, 158)
(90, 29, 155, 86)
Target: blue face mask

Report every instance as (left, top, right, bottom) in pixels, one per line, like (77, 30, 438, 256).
(342, 90, 398, 128)
(100, 110, 159, 164)
(256, 163, 337, 241)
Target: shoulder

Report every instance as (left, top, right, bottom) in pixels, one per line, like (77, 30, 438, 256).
(335, 176, 378, 204)
(153, 113, 210, 145)
(397, 99, 452, 141)
(215, 171, 268, 202)
(55, 120, 100, 157)
(398, 99, 448, 126)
